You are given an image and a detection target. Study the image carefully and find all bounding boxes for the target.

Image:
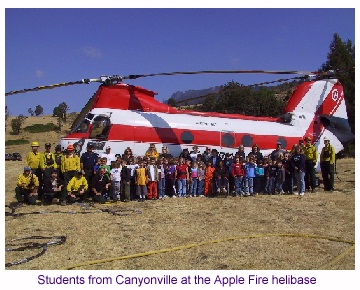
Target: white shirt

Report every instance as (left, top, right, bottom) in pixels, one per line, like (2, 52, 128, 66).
(101, 153, 116, 165)
(110, 166, 122, 182)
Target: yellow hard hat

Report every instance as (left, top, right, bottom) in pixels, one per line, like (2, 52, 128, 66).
(31, 141, 39, 147)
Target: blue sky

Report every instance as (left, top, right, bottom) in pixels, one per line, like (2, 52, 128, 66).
(5, 8, 355, 116)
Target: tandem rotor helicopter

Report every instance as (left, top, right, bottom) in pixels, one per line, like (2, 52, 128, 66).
(5, 69, 354, 171)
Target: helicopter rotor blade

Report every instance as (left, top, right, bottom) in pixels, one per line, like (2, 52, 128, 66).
(5, 69, 337, 96)
(123, 69, 329, 80)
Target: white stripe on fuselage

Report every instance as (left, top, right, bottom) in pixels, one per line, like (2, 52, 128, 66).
(90, 108, 305, 137)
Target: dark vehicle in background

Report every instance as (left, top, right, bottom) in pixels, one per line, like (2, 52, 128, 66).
(12, 153, 22, 161)
(5, 153, 14, 161)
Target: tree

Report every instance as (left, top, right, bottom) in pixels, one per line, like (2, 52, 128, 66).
(53, 102, 70, 131)
(28, 108, 35, 116)
(11, 114, 27, 135)
(167, 97, 177, 107)
(34, 105, 44, 116)
(320, 33, 355, 134)
(53, 102, 70, 122)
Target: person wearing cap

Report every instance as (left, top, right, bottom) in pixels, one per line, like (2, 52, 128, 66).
(25, 141, 42, 199)
(270, 141, 287, 161)
(80, 143, 99, 188)
(101, 145, 116, 166)
(26, 141, 41, 177)
(15, 167, 39, 205)
(303, 136, 318, 193)
(66, 170, 89, 203)
(40, 143, 58, 200)
(42, 169, 66, 205)
(61, 144, 81, 187)
(320, 136, 336, 191)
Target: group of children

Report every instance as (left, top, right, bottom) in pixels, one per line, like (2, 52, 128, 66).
(100, 151, 295, 202)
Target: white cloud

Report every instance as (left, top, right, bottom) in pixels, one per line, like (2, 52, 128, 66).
(81, 46, 102, 58)
(35, 69, 44, 78)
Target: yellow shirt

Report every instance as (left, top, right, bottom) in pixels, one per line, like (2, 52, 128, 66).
(61, 154, 81, 172)
(320, 144, 336, 164)
(17, 173, 39, 190)
(26, 151, 41, 170)
(303, 144, 318, 163)
(135, 168, 147, 185)
(40, 152, 58, 169)
(66, 176, 88, 192)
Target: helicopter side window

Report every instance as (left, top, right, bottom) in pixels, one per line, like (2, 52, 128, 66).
(89, 116, 111, 139)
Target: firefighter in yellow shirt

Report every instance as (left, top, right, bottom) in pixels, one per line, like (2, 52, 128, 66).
(303, 136, 318, 193)
(66, 170, 89, 204)
(320, 136, 336, 191)
(26, 141, 42, 199)
(15, 167, 39, 205)
(61, 144, 81, 187)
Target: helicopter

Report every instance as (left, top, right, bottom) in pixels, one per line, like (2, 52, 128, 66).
(5, 69, 354, 171)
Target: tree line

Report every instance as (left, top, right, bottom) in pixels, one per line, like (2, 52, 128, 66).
(6, 102, 70, 135)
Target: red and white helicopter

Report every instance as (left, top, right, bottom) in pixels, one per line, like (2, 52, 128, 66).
(6, 70, 354, 171)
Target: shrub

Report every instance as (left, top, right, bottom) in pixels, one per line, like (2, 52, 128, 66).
(23, 123, 59, 133)
(5, 139, 29, 146)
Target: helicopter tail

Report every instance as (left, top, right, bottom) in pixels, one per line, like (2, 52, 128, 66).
(283, 78, 353, 154)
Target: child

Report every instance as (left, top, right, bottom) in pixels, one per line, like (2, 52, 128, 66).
(98, 157, 111, 178)
(197, 162, 205, 197)
(268, 159, 278, 195)
(244, 156, 256, 196)
(189, 161, 199, 197)
(157, 158, 166, 199)
(110, 161, 122, 200)
(120, 160, 131, 202)
(275, 160, 285, 194)
(283, 153, 294, 194)
(165, 158, 177, 197)
(204, 161, 216, 197)
(254, 160, 265, 194)
(215, 160, 229, 194)
(146, 157, 159, 200)
(135, 160, 148, 202)
(175, 157, 189, 198)
(127, 157, 139, 200)
(93, 157, 102, 174)
(232, 157, 244, 197)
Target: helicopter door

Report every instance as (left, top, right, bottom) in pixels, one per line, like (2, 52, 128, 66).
(89, 115, 111, 140)
(220, 131, 236, 149)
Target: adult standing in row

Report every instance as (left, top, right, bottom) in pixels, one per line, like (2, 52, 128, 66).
(291, 145, 306, 196)
(80, 144, 99, 188)
(26, 141, 42, 199)
(61, 144, 81, 187)
(320, 136, 336, 191)
(303, 136, 317, 193)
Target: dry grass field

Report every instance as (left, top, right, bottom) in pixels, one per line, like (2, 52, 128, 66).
(4, 116, 355, 270)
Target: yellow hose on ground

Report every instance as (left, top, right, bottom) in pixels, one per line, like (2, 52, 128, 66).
(62, 233, 354, 270)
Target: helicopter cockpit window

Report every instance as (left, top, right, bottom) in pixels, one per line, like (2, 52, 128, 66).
(73, 119, 90, 133)
(89, 116, 111, 139)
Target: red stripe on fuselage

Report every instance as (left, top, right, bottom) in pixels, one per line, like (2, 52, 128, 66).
(106, 124, 300, 150)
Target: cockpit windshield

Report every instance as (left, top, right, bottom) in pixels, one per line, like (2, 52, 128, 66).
(89, 115, 111, 139)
